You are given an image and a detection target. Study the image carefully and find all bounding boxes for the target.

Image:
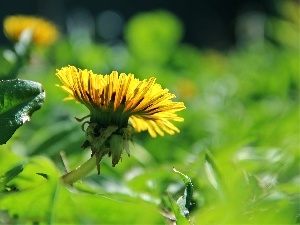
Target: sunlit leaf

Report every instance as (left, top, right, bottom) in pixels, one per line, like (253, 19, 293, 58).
(0, 79, 45, 145)
(0, 163, 24, 191)
(0, 156, 60, 223)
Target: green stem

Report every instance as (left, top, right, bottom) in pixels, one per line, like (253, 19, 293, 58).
(5, 30, 32, 80)
(61, 125, 118, 185)
(61, 156, 97, 184)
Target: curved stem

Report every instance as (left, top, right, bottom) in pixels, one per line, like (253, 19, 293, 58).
(61, 125, 118, 185)
(61, 156, 97, 184)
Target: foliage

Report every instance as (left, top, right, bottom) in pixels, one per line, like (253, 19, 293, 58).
(0, 79, 45, 144)
(0, 0, 299, 224)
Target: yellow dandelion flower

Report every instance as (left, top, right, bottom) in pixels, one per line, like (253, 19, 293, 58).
(3, 15, 59, 45)
(56, 65, 185, 137)
(56, 65, 185, 171)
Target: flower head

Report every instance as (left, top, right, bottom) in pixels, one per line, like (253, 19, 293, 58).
(3, 15, 59, 45)
(55, 65, 185, 171)
(56, 65, 185, 137)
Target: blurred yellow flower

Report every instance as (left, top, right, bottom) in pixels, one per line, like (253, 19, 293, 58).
(56, 65, 185, 138)
(176, 79, 197, 100)
(3, 15, 59, 45)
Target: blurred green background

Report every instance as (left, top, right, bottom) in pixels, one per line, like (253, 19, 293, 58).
(0, 0, 299, 224)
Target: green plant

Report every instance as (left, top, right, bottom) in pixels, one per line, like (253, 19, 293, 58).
(0, 2, 299, 224)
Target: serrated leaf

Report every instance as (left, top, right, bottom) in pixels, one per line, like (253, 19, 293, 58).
(0, 79, 45, 145)
(0, 156, 61, 224)
(0, 155, 164, 224)
(0, 156, 164, 224)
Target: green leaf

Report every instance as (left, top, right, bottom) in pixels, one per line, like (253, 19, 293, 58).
(0, 156, 164, 224)
(52, 190, 165, 224)
(0, 79, 45, 145)
(0, 163, 24, 191)
(0, 156, 61, 224)
(173, 168, 194, 218)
